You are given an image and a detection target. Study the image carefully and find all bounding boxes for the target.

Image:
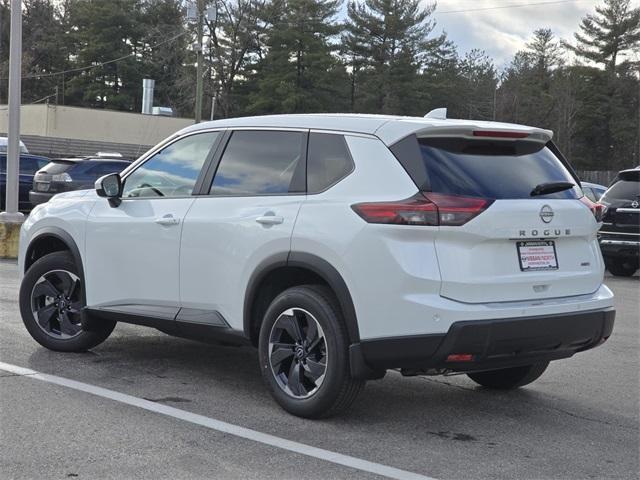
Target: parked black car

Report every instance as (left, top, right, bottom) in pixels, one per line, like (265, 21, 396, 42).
(598, 168, 640, 276)
(30, 153, 131, 207)
(0, 154, 50, 211)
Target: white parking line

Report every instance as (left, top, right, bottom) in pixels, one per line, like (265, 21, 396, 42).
(0, 361, 435, 480)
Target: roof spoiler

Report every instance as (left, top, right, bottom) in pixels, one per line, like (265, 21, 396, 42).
(415, 125, 553, 143)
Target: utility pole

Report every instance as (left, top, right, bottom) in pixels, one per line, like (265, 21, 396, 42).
(194, 0, 204, 123)
(1, 0, 24, 222)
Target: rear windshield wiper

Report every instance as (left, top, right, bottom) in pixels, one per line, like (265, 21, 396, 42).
(530, 181, 575, 197)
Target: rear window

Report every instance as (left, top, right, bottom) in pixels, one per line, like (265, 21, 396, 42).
(414, 137, 580, 200)
(84, 161, 128, 176)
(603, 179, 639, 201)
(39, 161, 76, 174)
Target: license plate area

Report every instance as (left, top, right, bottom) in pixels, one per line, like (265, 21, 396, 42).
(517, 240, 558, 271)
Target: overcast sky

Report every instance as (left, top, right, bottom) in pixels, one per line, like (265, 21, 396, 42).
(428, 0, 637, 68)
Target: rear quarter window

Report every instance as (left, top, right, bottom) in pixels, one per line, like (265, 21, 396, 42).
(405, 137, 581, 199)
(307, 133, 354, 193)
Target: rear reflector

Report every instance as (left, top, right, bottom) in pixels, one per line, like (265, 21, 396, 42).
(579, 196, 605, 222)
(446, 354, 474, 362)
(352, 193, 493, 226)
(473, 130, 529, 139)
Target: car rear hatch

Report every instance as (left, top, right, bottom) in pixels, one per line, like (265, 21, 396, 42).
(33, 160, 77, 193)
(391, 129, 603, 304)
(599, 170, 640, 239)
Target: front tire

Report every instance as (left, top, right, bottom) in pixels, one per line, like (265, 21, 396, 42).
(258, 285, 364, 418)
(19, 251, 116, 352)
(467, 362, 549, 389)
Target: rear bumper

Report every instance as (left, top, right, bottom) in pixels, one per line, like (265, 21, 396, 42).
(350, 307, 615, 378)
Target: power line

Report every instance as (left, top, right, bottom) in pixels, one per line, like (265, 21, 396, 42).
(436, 0, 588, 15)
(2, 30, 189, 81)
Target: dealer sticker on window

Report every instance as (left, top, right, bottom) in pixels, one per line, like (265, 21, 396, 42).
(517, 240, 558, 271)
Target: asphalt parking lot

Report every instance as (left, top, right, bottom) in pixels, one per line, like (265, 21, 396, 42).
(1, 259, 638, 480)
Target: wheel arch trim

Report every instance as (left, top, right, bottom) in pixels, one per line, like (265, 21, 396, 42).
(25, 227, 85, 281)
(243, 252, 361, 344)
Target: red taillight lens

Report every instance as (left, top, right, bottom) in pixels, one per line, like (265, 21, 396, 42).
(472, 130, 529, 139)
(423, 193, 493, 226)
(351, 193, 438, 226)
(579, 196, 605, 222)
(352, 193, 493, 226)
(446, 354, 475, 362)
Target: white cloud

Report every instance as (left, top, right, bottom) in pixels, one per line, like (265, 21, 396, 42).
(430, 0, 603, 68)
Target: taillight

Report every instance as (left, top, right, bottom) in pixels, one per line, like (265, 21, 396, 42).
(423, 193, 493, 226)
(352, 193, 493, 226)
(351, 193, 438, 226)
(580, 196, 605, 222)
(52, 172, 73, 182)
(472, 130, 529, 139)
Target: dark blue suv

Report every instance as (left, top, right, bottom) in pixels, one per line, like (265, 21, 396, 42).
(30, 154, 131, 207)
(0, 154, 50, 211)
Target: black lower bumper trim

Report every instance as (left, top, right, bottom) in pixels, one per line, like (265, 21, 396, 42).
(352, 307, 615, 375)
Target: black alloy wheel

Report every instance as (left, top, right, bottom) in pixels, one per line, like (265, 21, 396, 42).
(19, 252, 116, 352)
(268, 307, 328, 399)
(30, 269, 83, 339)
(258, 285, 364, 418)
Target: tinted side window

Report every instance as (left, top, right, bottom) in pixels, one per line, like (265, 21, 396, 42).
(19, 157, 39, 175)
(307, 133, 354, 193)
(210, 130, 305, 195)
(123, 132, 219, 198)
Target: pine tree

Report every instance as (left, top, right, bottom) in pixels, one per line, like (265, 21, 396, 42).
(246, 0, 348, 114)
(137, 0, 190, 116)
(564, 0, 640, 170)
(64, 0, 142, 110)
(565, 0, 640, 74)
(527, 28, 562, 77)
(20, 1, 70, 104)
(206, 0, 273, 118)
(343, 0, 443, 114)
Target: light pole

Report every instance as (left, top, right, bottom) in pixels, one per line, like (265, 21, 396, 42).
(194, 0, 204, 123)
(1, 0, 24, 222)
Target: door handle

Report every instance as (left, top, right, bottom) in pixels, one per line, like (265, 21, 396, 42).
(155, 214, 180, 226)
(256, 214, 284, 226)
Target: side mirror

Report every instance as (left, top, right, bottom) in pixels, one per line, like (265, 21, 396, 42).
(95, 173, 122, 207)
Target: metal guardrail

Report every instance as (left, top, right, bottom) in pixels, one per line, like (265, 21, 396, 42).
(575, 170, 618, 187)
(9, 134, 153, 161)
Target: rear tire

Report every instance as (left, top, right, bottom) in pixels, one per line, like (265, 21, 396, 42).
(606, 258, 638, 277)
(19, 251, 116, 352)
(467, 362, 549, 389)
(258, 285, 364, 418)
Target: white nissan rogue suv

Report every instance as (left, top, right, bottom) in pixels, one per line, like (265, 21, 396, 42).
(18, 113, 615, 418)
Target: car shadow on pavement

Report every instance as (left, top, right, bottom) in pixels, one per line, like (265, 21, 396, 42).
(25, 326, 631, 441)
